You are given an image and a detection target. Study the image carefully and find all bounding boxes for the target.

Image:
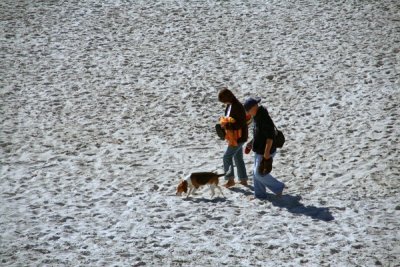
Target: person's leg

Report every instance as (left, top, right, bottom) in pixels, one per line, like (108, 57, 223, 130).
(254, 153, 285, 195)
(223, 145, 237, 179)
(260, 173, 285, 195)
(223, 145, 237, 187)
(233, 143, 248, 184)
(253, 154, 268, 198)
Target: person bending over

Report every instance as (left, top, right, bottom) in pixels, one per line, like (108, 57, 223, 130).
(218, 88, 249, 188)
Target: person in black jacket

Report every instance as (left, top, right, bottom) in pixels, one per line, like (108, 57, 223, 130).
(218, 88, 249, 188)
(244, 97, 286, 198)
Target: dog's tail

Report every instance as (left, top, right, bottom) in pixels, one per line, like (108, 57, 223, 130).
(217, 166, 232, 177)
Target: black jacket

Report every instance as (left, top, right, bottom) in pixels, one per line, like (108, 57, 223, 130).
(224, 99, 248, 144)
(252, 106, 276, 155)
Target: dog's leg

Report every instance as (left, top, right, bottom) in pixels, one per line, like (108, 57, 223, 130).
(210, 185, 216, 198)
(191, 188, 197, 196)
(208, 185, 214, 197)
(216, 185, 225, 197)
(186, 187, 193, 199)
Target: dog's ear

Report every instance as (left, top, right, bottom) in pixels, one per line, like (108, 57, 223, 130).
(183, 180, 188, 193)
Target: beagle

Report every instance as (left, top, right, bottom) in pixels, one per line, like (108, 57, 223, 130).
(176, 171, 226, 199)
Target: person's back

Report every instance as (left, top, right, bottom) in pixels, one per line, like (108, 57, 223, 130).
(252, 105, 276, 156)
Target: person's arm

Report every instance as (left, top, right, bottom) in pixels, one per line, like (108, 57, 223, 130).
(224, 119, 241, 130)
(264, 138, 273, 159)
(260, 110, 275, 159)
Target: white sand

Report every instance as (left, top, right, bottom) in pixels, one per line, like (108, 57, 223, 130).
(1, 0, 399, 266)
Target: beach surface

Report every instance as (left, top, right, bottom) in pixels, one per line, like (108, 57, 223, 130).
(1, 0, 399, 266)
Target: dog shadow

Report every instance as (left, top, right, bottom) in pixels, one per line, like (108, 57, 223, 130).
(183, 196, 232, 204)
(229, 185, 255, 196)
(263, 193, 335, 222)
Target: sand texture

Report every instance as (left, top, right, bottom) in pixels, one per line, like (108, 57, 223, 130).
(1, 0, 399, 266)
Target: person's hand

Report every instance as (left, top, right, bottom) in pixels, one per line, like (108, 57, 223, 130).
(246, 141, 253, 149)
(219, 117, 227, 126)
(244, 142, 253, 154)
(263, 153, 270, 160)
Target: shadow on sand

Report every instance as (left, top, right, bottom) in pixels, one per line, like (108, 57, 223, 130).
(264, 193, 334, 222)
(230, 185, 254, 196)
(179, 185, 334, 221)
(231, 185, 334, 222)
(183, 196, 232, 204)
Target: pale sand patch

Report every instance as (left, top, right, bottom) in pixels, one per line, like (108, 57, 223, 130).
(1, 0, 399, 266)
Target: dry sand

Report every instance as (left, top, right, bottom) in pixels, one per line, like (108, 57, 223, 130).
(1, 0, 399, 266)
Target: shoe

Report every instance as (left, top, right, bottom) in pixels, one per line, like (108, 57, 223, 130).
(276, 186, 287, 198)
(239, 180, 248, 186)
(224, 179, 235, 188)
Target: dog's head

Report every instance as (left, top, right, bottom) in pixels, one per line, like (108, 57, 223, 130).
(176, 180, 188, 196)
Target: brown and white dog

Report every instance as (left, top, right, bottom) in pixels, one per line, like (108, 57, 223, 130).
(176, 171, 227, 198)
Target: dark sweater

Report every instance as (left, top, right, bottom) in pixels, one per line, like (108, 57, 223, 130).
(224, 99, 248, 144)
(252, 106, 276, 155)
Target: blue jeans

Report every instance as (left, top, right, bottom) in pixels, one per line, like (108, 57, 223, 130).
(253, 153, 285, 198)
(223, 143, 248, 181)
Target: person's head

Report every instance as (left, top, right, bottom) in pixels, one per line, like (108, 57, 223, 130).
(244, 97, 261, 117)
(218, 88, 236, 104)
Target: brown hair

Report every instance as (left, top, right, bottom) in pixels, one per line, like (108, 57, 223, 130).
(218, 88, 237, 103)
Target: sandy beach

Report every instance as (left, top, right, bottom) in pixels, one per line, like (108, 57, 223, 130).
(1, 0, 399, 266)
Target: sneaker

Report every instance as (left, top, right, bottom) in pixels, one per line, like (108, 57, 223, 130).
(276, 186, 287, 198)
(224, 179, 235, 188)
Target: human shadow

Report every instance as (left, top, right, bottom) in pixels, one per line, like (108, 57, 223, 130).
(262, 193, 334, 222)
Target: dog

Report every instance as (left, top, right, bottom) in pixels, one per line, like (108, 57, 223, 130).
(176, 168, 231, 198)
